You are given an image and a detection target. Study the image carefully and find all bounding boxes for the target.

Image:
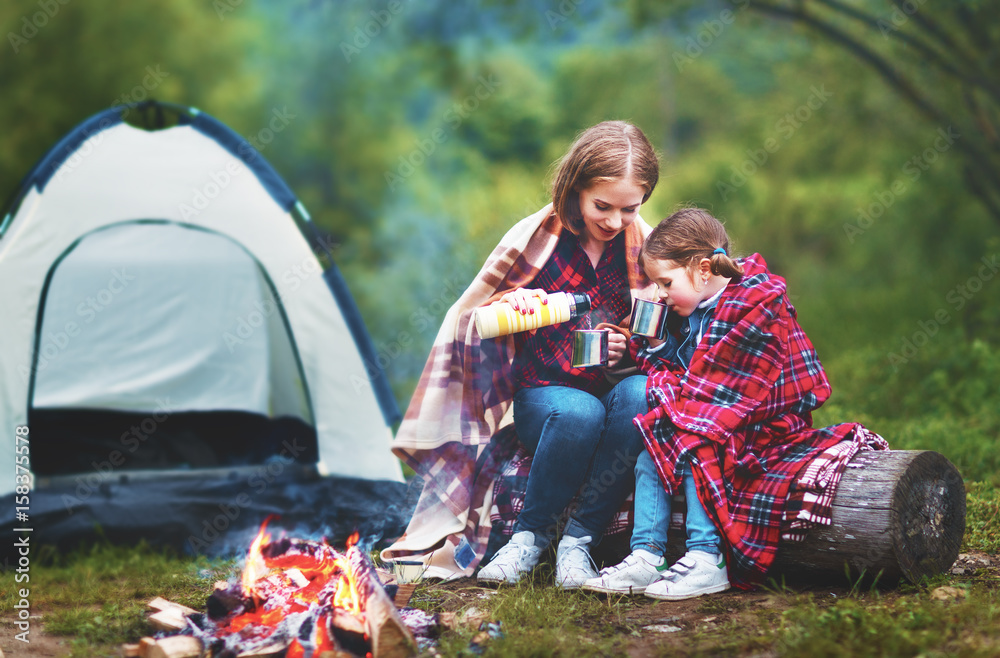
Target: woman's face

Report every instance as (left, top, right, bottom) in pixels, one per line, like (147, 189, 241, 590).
(577, 177, 646, 248)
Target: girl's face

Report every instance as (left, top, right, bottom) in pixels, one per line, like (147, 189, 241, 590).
(577, 177, 646, 248)
(644, 258, 707, 317)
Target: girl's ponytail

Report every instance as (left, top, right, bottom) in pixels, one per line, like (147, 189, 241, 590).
(709, 248, 744, 280)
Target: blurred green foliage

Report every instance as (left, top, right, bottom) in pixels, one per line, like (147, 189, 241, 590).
(1, 1, 996, 479)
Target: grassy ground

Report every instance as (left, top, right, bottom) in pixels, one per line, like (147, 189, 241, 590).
(1, 483, 998, 657)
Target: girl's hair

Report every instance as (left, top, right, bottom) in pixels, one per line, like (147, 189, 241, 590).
(551, 120, 659, 235)
(639, 207, 744, 281)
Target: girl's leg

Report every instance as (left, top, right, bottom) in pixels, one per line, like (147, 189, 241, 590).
(644, 464, 730, 600)
(629, 450, 671, 555)
(682, 466, 722, 555)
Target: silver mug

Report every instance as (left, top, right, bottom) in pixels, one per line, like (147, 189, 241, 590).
(572, 329, 609, 368)
(630, 298, 668, 339)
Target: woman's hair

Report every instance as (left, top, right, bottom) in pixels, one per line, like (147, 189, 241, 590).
(639, 207, 744, 280)
(550, 120, 659, 235)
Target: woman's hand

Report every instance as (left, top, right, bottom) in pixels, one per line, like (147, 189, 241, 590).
(606, 330, 628, 367)
(495, 288, 549, 315)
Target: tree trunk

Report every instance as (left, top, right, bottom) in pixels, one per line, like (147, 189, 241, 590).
(773, 450, 966, 584)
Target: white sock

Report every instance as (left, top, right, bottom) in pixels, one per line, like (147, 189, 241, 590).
(689, 550, 722, 565)
(634, 549, 665, 567)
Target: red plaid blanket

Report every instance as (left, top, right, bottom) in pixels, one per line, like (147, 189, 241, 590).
(634, 254, 888, 588)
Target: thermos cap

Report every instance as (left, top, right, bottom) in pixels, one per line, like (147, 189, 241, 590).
(570, 292, 591, 317)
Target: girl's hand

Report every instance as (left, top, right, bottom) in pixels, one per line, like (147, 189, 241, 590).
(606, 330, 628, 367)
(495, 288, 549, 316)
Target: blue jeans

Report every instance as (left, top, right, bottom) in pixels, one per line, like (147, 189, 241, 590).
(512, 375, 648, 548)
(631, 450, 721, 555)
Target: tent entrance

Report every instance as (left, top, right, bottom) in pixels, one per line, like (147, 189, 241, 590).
(28, 221, 318, 478)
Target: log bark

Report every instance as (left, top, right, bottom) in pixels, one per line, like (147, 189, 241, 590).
(347, 547, 418, 658)
(773, 450, 965, 583)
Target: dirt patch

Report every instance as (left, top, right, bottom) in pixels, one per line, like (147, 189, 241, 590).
(0, 621, 72, 657)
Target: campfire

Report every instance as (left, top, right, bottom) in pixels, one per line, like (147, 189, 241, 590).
(129, 518, 418, 658)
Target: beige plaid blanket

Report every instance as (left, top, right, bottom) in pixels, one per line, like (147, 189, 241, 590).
(381, 203, 655, 579)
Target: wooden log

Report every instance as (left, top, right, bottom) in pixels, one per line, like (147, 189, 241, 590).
(347, 547, 418, 658)
(146, 598, 199, 632)
(773, 450, 965, 583)
(138, 635, 202, 658)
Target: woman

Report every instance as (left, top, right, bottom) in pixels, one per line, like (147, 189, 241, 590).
(382, 121, 659, 588)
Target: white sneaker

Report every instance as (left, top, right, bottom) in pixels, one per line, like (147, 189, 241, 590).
(644, 551, 730, 601)
(554, 534, 597, 589)
(477, 531, 543, 585)
(582, 549, 667, 595)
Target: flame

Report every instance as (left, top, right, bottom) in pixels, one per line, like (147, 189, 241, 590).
(333, 532, 362, 615)
(218, 525, 367, 650)
(241, 517, 274, 595)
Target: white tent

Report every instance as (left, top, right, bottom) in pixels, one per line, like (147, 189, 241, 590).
(0, 104, 403, 496)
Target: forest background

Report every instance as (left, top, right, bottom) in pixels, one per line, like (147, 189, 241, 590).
(2, 1, 997, 489)
(3, 1, 1000, 655)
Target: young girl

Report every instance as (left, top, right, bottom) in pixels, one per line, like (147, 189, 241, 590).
(584, 208, 886, 598)
(383, 121, 660, 587)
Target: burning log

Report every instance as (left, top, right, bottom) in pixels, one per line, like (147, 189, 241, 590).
(347, 545, 418, 658)
(132, 519, 419, 658)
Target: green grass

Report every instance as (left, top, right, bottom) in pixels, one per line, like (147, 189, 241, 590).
(6, 486, 997, 657)
(965, 482, 1000, 553)
(765, 585, 1000, 657)
(1, 542, 232, 657)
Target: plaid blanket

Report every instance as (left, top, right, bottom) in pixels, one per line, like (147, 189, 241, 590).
(380, 204, 655, 579)
(634, 254, 888, 588)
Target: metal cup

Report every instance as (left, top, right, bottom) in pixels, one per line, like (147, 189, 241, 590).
(391, 560, 426, 584)
(630, 298, 668, 339)
(572, 329, 609, 368)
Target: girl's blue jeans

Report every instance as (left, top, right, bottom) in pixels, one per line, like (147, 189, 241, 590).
(511, 375, 648, 547)
(631, 449, 721, 555)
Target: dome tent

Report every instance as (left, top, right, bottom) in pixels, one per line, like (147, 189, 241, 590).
(0, 102, 411, 554)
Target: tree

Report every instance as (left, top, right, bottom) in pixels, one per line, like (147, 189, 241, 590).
(627, 0, 1000, 227)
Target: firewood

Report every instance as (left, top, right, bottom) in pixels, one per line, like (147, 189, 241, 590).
(138, 635, 202, 658)
(147, 598, 198, 615)
(146, 598, 199, 632)
(347, 547, 418, 658)
(773, 450, 965, 583)
(393, 583, 417, 608)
